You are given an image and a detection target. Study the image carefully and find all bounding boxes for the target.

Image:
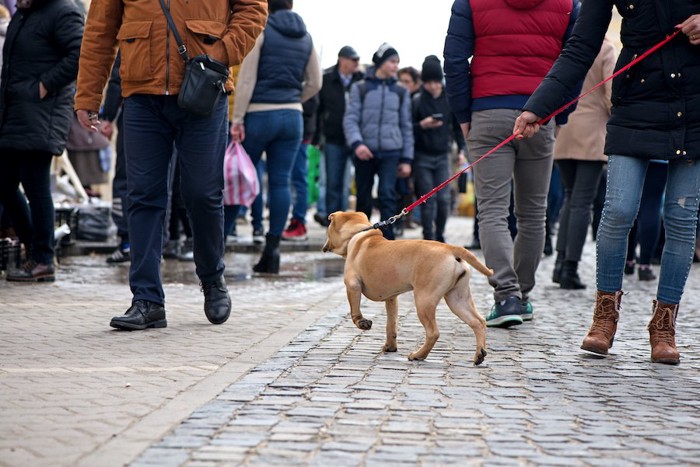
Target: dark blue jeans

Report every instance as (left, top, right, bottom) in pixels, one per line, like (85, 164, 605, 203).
(413, 151, 450, 240)
(324, 142, 353, 214)
(123, 94, 228, 305)
(290, 143, 308, 222)
(242, 109, 303, 237)
(0, 150, 54, 264)
(353, 151, 400, 240)
(110, 115, 129, 243)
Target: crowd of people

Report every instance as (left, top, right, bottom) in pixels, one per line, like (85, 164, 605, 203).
(0, 0, 699, 365)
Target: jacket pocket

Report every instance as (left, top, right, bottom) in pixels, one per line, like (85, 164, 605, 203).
(184, 20, 228, 64)
(117, 21, 153, 82)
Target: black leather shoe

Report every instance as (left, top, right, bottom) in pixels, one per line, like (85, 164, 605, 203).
(110, 300, 167, 330)
(202, 277, 231, 324)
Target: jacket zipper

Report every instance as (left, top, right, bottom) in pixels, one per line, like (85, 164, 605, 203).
(165, 0, 171, 95)
(377, 82, 385, 152)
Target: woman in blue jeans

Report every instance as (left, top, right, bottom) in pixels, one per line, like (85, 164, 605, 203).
(230, 0, 322, 273)
(515, 4, 700, 365)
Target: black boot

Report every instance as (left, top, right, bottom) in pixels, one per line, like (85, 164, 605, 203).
(552, 253, 564, 284)
(253, 233, 280, 274)
(560, 260, 586, 290)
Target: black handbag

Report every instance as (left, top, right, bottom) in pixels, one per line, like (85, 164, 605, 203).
(158, 0, 229, 116)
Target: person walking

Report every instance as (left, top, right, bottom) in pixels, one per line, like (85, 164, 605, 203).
(316, 45, 364, 221)
(515, 4, 700, 364)
(551, 37, 617, 290)
(343, 43, 414, 240)
(444, 0, 580, 327)
(75, 0, 267, 329)
(231, 0, 322, 273)
(0, 0, 84, 282)
(411, 55, 465, 242)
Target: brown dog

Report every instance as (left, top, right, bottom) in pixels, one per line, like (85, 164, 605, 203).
(322, 211, 492, 365)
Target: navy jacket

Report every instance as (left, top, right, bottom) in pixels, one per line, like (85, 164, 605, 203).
(524, 0, 700, 160)
(250, 10, 312, 105)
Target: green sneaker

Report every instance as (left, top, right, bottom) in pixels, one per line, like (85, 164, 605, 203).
(521, 300, 534, 321)
(485, 296, 524, 328)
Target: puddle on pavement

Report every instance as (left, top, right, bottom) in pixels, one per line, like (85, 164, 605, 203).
(58, 252, 346, 285)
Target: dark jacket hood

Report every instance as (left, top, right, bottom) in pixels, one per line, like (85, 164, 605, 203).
(268, 10, 307, 39)
(504, 0, 546, 9)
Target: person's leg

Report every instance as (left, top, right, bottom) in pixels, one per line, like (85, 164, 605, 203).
(315, 147, 327, 222)
(596, 155, 648, 292)
(0, 154, 32, 249)
(290, 142, 308, 222)
(434, 153, 451, 242)
(560, 160, 604, 288)
(636, 162, 668, 279)
(251, 160, 265, 240)
(174, 95, 228, 282)
(261, 111, 302, 237)
(341, 156, 353, 211)
(467, 109, 520, 305)
(353, 156, 377, 221)
(376, 153, 400, 240)
(581, 156, 646, 355)
(413, 154, 436, 240)
(552, 159, 575, 283)
(648, 158, 700, 364)
(122, 95, 176, 305)
(656, 159, 700, 304)
(325, 143, 349, 214)
(512, 118, 555, 301)
(111, 116, 129, 244)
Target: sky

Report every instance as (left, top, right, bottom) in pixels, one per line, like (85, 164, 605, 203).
(292, 0, 457, 70)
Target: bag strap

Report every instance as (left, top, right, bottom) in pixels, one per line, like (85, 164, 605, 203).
(158, 0, 189, 62)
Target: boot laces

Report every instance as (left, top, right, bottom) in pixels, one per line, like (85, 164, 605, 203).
(19, 260, 37, 272)
(590, 295, 618, 333)
(650, 306, 676, 344)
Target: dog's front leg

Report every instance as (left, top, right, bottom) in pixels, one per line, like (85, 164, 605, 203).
(346, 277, 372, 330)
(383, 297, 398, 352)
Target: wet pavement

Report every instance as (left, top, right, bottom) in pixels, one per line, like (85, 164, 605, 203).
(2, 215, 700, 466)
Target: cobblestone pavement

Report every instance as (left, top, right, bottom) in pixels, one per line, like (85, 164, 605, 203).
(2, 216, 700, 466)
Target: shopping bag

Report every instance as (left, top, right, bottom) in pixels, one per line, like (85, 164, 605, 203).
(223, 141, 259, 207)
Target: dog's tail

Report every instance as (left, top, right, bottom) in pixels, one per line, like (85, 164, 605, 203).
(454, 246, 494, 277)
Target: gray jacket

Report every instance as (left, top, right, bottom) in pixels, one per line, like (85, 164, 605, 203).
(343, 68, 413, 162)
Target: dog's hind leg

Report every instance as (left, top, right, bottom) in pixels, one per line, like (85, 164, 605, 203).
(346, 277, 372, 330)
(383, 297, 398, 352)
(445, 284, 487, 366)
(408, 293, 440, 361)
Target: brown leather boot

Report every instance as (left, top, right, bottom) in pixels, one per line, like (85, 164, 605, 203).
(648, 300, 680, 365)
(581, 290, 622, 355)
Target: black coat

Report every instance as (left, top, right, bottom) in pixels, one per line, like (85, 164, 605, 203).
(0, 0, 84, 155)
(524, 0, 700, 160)
(315, 65, 363, 146)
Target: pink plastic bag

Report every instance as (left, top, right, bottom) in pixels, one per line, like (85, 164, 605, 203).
(223, 141, 259, 207)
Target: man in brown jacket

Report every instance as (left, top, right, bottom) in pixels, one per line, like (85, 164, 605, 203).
(74, 0, 267, 331)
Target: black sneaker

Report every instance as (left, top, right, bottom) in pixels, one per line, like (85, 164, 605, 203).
(485, 296, 524, 328)
(106, 245, 130, 264)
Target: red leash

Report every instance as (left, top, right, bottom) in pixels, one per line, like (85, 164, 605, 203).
(370, 29, 680, 228)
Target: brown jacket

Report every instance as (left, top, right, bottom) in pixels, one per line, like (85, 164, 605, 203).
(554, 38, 617, 162)
(75, 0, 267, 112)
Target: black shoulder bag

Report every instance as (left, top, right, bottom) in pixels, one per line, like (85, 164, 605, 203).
(158, 0, 230, 116)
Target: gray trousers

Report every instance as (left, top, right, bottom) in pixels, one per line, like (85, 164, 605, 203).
(467, 109, 554, 303)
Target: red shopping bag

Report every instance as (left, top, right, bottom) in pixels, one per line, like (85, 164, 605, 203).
(223, 141, 259, 207)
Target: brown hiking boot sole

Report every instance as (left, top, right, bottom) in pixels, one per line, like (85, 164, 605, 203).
(580, 343, 610, 356)
(7, 274, 55, 283)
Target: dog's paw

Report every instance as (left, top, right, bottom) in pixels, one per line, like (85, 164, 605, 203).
(474, 348, 487, 366)
(407, 352, 426, 361)
(357, 319, 373, 330)
(382, 344, 397, 353)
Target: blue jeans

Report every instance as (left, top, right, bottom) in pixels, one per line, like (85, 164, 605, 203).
(242, 110, 302, 237)
(123, 94, 228, 305)
(290, 143, 308, 222)
(353, 151, 400, 240)
(597, 155, 700, 304)
(325, 142, 353, 214)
